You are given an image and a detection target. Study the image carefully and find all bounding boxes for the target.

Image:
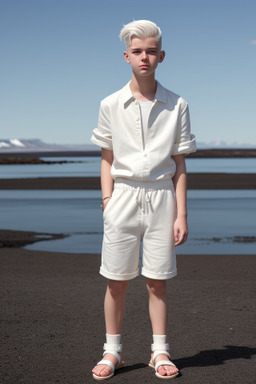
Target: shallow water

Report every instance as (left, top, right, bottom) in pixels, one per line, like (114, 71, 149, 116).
(1, 189, 255, 255)
(0, 157, 256, 179)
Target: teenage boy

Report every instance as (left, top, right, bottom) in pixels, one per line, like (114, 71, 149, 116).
(91, 19, 196, 380)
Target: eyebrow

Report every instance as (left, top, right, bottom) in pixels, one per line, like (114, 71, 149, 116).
(131, 47, 158, 50)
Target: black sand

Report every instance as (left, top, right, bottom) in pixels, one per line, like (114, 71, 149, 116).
(1, 247, 255, 384)
(0, 173, 256, 190)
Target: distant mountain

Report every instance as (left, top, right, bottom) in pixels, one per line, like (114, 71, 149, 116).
(197, 141, 256, 149)
(0, 138, 255, 156)
(0, 139, 100, 155)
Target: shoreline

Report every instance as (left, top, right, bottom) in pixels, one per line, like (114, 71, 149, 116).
(0, 229, 68, 248)
(1, 229, 255, 250)
(0, 148, 256, 159)
(0, 173, 255, 189)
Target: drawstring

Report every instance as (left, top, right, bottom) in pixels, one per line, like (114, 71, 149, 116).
(136, 188, 152, 214)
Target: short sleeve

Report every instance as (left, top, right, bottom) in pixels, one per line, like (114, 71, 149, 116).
(172, 102, 196, 155)
(90, 101, 113, 150)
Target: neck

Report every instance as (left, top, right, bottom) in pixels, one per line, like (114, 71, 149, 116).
(130, 73, 157, 101)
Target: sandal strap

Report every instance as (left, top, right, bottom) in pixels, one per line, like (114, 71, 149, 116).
(155, 359, 177, 372)
(96, 359, 115, 373)
(153, 350, 171, 360)
(104, 342, 122, 353)
(103, 350, 121, 364)
(151, 343, 169, 352)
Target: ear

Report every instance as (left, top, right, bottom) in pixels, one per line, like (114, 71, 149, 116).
(123, 51, 130, 64)
(159, 50, 165, 63)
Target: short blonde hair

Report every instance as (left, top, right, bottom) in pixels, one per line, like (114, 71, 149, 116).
(119, 20, 162, 48)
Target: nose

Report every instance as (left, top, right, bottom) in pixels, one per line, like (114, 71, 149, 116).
(141, 51, 148, 60)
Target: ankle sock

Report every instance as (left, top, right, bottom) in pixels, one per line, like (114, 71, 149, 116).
(106, 334, 121, 345)
(153, 335, 167, 345)
(104, 334, 122, 352)
(152, 334, 169, 352)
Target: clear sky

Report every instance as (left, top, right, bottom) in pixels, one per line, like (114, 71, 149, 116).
(1, 0, 255, 146)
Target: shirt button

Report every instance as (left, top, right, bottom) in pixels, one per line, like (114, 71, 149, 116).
(144, 154, 148, 157)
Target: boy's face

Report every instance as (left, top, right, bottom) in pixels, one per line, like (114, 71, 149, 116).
(124, 36, 165, 78)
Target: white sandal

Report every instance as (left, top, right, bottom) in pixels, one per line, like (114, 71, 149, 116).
(92, 342, 124, 381)
(149, 342, 179, 380)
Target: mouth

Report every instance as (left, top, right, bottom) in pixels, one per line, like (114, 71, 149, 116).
(140, 65, 149, 69)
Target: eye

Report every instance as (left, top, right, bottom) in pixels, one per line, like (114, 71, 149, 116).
(147, 50, 157, 55)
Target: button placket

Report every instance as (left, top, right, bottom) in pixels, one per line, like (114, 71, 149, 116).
(134, 101, 143, 149)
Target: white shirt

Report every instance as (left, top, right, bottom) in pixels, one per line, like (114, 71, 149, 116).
(91, 81, 196, 182)
(138, 100, 153, 149)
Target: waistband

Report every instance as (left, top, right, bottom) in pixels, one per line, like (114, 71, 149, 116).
(114, 178, 174, 191)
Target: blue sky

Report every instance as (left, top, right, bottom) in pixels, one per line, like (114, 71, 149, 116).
(0, 0, 255, 146)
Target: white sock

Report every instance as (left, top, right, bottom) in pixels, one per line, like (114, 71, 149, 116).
(104, 334, 122, 353)
(106, 334, 121, 345)
(152, 335, 169, 353)
(153, 334, 167, 345)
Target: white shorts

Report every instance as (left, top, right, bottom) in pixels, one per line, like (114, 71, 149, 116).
(100, 179, 177, 281)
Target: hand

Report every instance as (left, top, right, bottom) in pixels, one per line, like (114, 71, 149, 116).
(173, 215, 188, 246)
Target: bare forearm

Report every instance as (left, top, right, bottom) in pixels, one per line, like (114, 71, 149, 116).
(101, 148, 114, 208)
(172, 155, 187, 217)
(172, 155, 188, 246)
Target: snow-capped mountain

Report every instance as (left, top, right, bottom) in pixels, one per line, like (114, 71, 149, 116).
(197, 140, 256, 149)
(0, 139, 100, 154)
(0, 139, 25, 148)
(0, 139, 51, 149)
(0, 138, 255, 156)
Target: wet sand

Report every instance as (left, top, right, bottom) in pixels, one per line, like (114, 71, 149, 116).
(1, 246, 255, 384)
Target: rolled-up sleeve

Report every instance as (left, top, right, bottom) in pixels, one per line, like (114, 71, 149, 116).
(90, 101, 113, 150)
(172, 103, 197, 155)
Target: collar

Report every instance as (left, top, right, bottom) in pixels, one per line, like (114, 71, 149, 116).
(154, 81, 167, 103)
(121, 80, 167, 107)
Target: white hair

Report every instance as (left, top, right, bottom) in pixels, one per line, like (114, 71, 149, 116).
(119, 20, 162, 48)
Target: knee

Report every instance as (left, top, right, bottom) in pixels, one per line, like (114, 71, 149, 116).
(146, 279, 167, 297)
(108, 280, 129, 297)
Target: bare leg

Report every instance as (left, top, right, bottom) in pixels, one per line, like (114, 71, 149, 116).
(92, 279, 129, 378)
(146, 278, 179, 377)
(104, 280, 129, 334)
